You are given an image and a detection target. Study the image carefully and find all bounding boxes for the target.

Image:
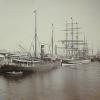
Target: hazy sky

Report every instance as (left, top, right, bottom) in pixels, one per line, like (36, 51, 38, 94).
(0, 0, 100, 52)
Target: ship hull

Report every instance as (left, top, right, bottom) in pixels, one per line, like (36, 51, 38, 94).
(0, 61, 61, 74)
(62, 59, 91, 66)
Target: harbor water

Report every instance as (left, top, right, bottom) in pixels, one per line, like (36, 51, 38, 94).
(0, 62, 100, 100)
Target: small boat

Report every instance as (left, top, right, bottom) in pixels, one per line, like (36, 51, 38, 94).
(62, 58, 81, 67)
(62, 58, 90, 66)
(6, 71, 23, 75)
(80, 59, 91, 64)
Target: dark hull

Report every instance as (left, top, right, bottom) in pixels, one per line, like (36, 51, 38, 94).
(0, 61, 61, 74)
(0, 65, 34, 74)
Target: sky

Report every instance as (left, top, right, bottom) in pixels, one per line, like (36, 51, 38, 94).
(0, 0, 100, 53)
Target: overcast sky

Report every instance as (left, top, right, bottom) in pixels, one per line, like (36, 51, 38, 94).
(0, 0, 100, 53)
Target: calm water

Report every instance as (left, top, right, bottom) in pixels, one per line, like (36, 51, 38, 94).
(0, 62, 100, 100)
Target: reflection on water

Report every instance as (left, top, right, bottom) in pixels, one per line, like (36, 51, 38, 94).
(0, 62, 100, 100)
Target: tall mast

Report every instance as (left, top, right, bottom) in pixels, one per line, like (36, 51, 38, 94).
(65, 21, 68, 57)
(76, 22, 78, 50)
(34, 10, 37, 57)
(84, 35, 89, 57)
(71, 17, 74, 57)
(52, 24, 54, 56)
(76, 22, 79, 57)
(83, 34, 86, 57)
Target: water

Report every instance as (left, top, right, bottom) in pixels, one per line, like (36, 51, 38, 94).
(0, 62, 100, 100)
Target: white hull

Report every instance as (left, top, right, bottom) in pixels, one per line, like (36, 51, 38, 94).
(6, 71, 23, 75)
(80, 59, 91, 64)
(62, 59, 91, 66)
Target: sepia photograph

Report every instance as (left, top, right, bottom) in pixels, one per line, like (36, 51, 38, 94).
(0, 0, 100, 100)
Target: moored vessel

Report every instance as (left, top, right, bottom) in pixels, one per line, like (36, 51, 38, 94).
(0, 10, 61, 74)
(58, 17, 91, 65)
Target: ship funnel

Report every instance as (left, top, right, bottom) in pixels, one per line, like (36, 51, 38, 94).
(41, 45, 44, 59)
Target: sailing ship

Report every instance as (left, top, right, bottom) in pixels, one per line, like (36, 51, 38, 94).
(0, 10, 61, 74)
(58, 17, 90, 65)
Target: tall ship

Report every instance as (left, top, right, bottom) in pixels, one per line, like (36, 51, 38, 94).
(0, 10, 61, 74)
(57, 17, 90, 65)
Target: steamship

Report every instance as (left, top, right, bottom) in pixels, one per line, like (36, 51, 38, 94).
(0, 10, 61, 74)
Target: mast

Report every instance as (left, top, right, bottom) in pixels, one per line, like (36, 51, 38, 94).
(86, 39, 89, 57)
(76, 22, 79, 57)
(76, 22, 78, 50)
(71, 17, 74, 57)
(65, 21, 68, 57)
(83, 34, 88, 57)
(58, 18, 86, 59)
(55, 45, 57, 56)
(51, 24, 54, 56)
(34, 10, 37, 57)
